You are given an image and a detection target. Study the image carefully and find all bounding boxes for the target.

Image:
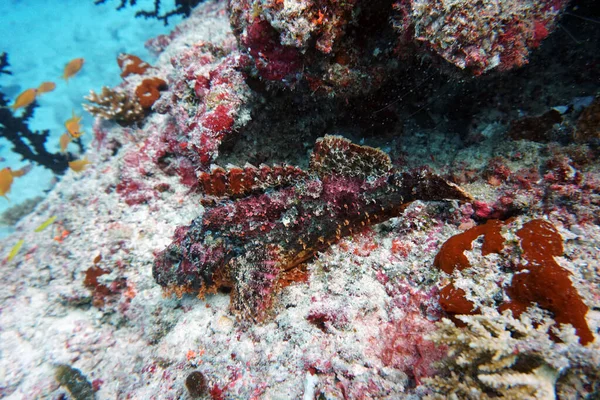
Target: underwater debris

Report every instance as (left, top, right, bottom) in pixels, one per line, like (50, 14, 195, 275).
(95, 0, 204, 25)
(83, 86, 144, 125)
(435, 219, 594, 345)
(153, 135, 472, 321)
(55, 364, 95, 400)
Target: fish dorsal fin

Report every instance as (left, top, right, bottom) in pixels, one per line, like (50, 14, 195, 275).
(309, 135, 392, 180)
(198, 163, 308, 197)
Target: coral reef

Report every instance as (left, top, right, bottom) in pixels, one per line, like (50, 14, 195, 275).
(1, 1, 599, 398)
(228, 0, 568, 96)
(154, 135, 472, 320)
(154, 44, 252, 169)
(84, 54, 167, 124)
(229, 0, 402, 95)
(394, 0, 568, 75)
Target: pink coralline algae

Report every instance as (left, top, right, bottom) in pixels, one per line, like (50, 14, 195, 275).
(153, 135, 472, 320)
(393, 0, 568, 75)
(155, 43, 252, 169)
(229, 0, 403, 95)
(228, 0, 567, 96)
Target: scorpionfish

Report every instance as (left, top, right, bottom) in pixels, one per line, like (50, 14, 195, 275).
(153, 135, 472, 321)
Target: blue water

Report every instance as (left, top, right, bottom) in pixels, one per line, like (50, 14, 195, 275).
(0, 0, 181, 237)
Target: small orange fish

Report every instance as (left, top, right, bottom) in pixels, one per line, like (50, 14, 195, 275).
(37, 81, 56, 95)
(0, 168, 14, 199)
(65, 110, 84, 138)
(10, 164, 32, 177)
(63, 58, 84, 81)
(59, 133, 72, 153)
(68, 158, 91, 172)
(10, 88, 37, 111)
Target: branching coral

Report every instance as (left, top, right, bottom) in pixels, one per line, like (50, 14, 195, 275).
(83, 86, 144, 126)
(0, 53, 10, 75)
(94, 0, 204, 25)
(424, 310, 600, 399)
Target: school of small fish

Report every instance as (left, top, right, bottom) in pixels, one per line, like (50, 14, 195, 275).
(2, 57, 90, 262)
(2, 57, 90, 204)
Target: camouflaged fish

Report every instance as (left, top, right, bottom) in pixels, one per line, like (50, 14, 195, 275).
(153, 135, 472, 320)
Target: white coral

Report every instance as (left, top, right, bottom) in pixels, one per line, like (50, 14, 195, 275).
(424, 308, 598, 399)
